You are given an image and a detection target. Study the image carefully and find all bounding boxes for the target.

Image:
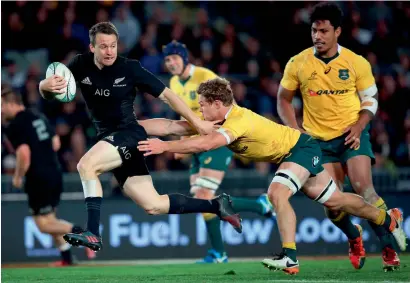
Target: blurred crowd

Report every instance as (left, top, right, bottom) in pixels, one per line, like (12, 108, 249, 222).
(1, 1, 410, 175)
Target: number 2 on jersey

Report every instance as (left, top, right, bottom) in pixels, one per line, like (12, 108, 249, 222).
(32, 119, 50, 141)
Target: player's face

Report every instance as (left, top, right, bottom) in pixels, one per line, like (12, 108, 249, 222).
(164, 55, 184, 76)
(90, 33, 118, 67)
(311, 20, 341, 55)
(199, 95, 220, 121)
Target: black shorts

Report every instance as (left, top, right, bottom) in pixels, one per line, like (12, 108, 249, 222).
(25, 173, 63, 216)
(101, 125, 149, 187)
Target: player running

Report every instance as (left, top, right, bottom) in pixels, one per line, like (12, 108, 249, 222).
(277, 2, 401, 271)
(162, 40, 275, 263)
(137, 77, 407, 275)
(1, 86, 93, 266)
(38, 22, 242, 253)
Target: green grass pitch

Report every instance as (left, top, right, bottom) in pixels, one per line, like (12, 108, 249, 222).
(2, 256, 410, 283)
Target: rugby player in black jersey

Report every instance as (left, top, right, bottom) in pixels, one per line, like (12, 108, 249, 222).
(1, 86, 91, 265)
(39, 22, 241, 252)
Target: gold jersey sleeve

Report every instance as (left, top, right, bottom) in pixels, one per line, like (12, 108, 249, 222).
(282, 46, 377, 141)
(281, 57, 300, 91)
(354, 55, 376, 92)
(221, 105, 300, 163)
(169, 66, 218, 119)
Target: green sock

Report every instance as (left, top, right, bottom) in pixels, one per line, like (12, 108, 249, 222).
(368, 198, 394, 249)
(330, 212, 360, 240)
(283, 248, 297, 262)
(231, 197, 264, 215)
(205, 216, 225, 254)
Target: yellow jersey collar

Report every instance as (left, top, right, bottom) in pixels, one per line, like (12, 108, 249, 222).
(224, 105, 234, 119)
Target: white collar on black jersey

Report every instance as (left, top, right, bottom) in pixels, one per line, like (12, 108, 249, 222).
(313, 44, 342, 56)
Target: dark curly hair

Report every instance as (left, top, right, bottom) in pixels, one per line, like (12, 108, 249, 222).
(197, 78, 234, 106)
(310, 2, 343, 29)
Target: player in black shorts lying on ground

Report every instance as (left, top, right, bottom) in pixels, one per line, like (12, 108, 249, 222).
(39, 21, 241, 252)
(1, 86, 95, 266)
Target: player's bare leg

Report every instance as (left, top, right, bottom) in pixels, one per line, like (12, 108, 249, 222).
(322, 162, 365, 269)
(122, 175, 242, 231)
(303, 170, 407, 253)
(64, 141, 122, 251)
(190, 169, 228, 263)
(346, 155, 400, 271)
(34, 212, 83, 266)
(262, 162, 310, 275)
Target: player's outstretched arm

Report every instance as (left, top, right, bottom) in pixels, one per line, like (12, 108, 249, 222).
(39, 75, 67, 100)
(137, 131, 229, 156)
(159, 88, 219, 135)
(277, 85, 303, 131)
(138, 119, 197, 137)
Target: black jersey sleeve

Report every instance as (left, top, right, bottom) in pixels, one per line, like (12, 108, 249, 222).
(66, 54, 82, 80)
(6, 118, 28, 149)
(131, 60, 166, 97)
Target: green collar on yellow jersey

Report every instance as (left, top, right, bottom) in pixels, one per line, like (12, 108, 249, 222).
(178, 65, 195, 86)
(314, 44, 342, 64)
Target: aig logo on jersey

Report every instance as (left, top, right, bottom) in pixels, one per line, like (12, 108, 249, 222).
(338, 69, 349, 80)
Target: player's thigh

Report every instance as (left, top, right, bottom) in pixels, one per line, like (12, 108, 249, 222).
(345, 155, 378, 201)
(78, 140, 122, 174)
(323, 162, 345, 190)
(33, 211, 58, 231)
(122, 175, 168, 214)
(340, 125, 375, 166)
(302, 169, 340, 207)
(269, 161, 312, 204)
(190, 147, 232, 196)
(193, 168, 224, 199)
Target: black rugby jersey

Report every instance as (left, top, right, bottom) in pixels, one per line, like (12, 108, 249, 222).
(67, 53, 166, 138)
(5, 109, 61, 179)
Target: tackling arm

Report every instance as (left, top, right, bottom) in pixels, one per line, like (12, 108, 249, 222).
(138, 118, 196, 137)
(138, 131, 232, 156)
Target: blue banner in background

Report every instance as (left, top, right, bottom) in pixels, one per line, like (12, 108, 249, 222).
(2, 193, 409, 263)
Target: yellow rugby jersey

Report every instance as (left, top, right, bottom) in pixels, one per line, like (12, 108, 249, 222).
(281, 45, 377, 141)
(169, 65, 217, 118)
(219, 105, 301, 163)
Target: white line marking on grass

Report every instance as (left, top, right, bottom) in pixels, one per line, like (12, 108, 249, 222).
(269, 281, 410, 283)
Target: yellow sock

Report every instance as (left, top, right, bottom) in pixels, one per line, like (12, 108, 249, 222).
(374, 209, 387, 226)
(330, 211, 347, 222)
(283, 242, 296, 250)
(373, 198, 388, 211)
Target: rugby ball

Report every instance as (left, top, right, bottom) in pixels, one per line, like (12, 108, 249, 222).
(45, 62, 76, 103)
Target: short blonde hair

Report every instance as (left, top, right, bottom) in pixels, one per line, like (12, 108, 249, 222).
(197, 77, 233, 106)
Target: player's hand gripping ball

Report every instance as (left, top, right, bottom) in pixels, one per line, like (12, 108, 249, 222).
(45, 62, 76, 102)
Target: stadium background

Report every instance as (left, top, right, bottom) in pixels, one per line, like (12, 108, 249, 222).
(1, 1, 410, 264)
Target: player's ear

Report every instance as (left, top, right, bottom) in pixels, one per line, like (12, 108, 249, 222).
(335, 26, 342, 38)
(89, 43, 95, 53)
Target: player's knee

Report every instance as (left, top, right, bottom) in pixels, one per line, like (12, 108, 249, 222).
(77, 157, 95, 176)
(194, 187, 215, 199)
(314, 178, 340, 209)
(143, 195, 168, 215)
(190, 176, 220, 196)
(267, 186, 292, 208)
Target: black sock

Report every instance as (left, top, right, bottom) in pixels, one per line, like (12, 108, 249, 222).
(168, 194, 220, 215)
(61, 249, 72, 264)
(85, 197, 102, 236)
(71, 225, 83, 234)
